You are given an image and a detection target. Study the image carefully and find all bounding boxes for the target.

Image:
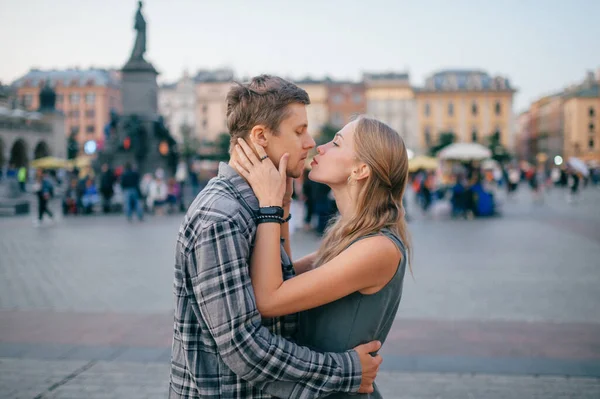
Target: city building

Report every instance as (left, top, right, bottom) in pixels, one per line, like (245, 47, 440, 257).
(1, 82, 66, 168)
(296, 78, 329, 137)
(158, 70, 196, 143)
(326, 81, 366, 129)
(515, 110, 533, 161)
(415, 70, 516, 153)
(364, 72, 417, 153)
(526, 93, 564, 163)
(12, 68, 121, 151)
(194, 68, 235, 143)
(562, 70, 600, 162)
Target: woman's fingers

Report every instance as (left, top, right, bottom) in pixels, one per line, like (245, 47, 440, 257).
(250, 139, 269, 162)
(237, 138, 260, 165)
(235, 145, 254, 172)
(231, 160, 248, 177)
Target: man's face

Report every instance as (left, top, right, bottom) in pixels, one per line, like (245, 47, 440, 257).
(265, 103, 315, 178)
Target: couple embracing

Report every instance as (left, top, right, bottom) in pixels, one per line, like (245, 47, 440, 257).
(170, 75, 411, 399)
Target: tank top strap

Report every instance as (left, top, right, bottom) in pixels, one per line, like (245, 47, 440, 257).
(379, 228, 406, 255)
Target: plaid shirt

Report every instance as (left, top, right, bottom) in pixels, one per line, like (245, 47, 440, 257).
(169, 163, 362, 398)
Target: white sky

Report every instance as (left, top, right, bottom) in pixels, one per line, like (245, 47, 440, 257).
(1, 0, 599, 110)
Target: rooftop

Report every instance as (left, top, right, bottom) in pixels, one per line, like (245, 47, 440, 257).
(12, 68, 121, 89)
(419, 69, 514, 92)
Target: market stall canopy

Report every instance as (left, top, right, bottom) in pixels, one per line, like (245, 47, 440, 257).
(439, 142, 492, 161)
(31, 156, 69, 169)
(409, 155, 438, 172)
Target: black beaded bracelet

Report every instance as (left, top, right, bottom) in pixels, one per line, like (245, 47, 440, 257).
(256, 215, 285, 224)
(283, 213, 292, 223)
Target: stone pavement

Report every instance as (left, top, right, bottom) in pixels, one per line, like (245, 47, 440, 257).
(1, 186, 600, 398)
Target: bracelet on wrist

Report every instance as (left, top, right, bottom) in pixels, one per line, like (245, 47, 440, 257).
(256, 214, 285, 224)
(283, 213, 292, 223)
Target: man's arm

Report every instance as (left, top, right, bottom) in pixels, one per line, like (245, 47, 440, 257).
(190, 219, 362, 397)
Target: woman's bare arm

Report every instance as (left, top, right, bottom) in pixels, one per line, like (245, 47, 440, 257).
(250, 224, 400, 318)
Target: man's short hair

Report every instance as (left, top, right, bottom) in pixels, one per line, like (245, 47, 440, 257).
(226, 75, 310, 147)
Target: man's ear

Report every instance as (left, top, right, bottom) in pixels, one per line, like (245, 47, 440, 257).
(249, 125, 269, 148)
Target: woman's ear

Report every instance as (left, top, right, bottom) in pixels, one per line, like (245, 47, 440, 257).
(353, 163, 371, 182)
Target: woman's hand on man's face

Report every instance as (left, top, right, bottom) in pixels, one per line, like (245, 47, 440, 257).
(232, 138, 289, 208)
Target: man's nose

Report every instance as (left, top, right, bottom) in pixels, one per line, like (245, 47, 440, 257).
(305, 134, 316, 150)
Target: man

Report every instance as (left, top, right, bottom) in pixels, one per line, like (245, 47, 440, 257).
(170, 75, 382, 398)
(99, 163, 115, 213)
(120, 162, 143, 221)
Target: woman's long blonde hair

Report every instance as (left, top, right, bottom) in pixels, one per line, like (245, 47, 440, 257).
(314, 117, 412, 270)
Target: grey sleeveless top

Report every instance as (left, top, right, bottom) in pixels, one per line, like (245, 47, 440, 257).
(295, 229, 407, 399)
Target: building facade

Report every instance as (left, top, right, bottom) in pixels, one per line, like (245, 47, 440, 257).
(296, 79, 329, 137)
(194, 69, 235, 144)
(13, 69, 121, 151)
(364, 73, 418, 153)
(327, 81, 366, 129)
(415, 70, 516, 153)
(563, 71, 600, 162)
(527, 94, 564, 163)
(158, 70, 196, 143)
(1, 84, 66, 168)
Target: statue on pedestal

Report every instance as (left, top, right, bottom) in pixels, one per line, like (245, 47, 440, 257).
(130, 1, 147, 61)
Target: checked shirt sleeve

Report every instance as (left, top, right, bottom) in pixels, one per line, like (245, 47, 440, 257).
(190, 220, 362, 398)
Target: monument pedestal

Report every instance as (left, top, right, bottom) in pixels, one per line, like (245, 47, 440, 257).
(121, 59, 158, 121)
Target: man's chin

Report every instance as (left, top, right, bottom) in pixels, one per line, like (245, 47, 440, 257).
(287, 169, 303, 179)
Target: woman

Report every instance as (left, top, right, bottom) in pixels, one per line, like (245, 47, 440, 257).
(232, 117, 411, 398)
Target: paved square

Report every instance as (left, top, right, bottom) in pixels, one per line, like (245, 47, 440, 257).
(1, 187, 600, 397)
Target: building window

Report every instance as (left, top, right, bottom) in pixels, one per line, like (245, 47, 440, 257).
(85, 110, 95, 118)
(471, 102, 478, 116)
(86, 125, 95, 133)
(333, 94, 343, 104)
(69, 93, 80, 104)
(495, 101, 501, 115)
(589, 138, 595, 150)
(448, 102, 454, 116)
(472, 130, 478, 142)
(202, 119, 207, 128)
(23, 94, 33, 108)
(332, 112, 343, 127)
(85, 93, 96, 105)
(352, 93, 362, 104)
(202, 105, 208, 113)
(71, 126, 80, 135)
(424, 103, 430, 116)
(590, 107, 595, 117)
(590, 123, 595, 132)
(70, 110, 80, 118)
(424, 127, 432, 147)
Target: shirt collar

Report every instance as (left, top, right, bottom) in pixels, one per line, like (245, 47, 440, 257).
(217, 162, 259, 210)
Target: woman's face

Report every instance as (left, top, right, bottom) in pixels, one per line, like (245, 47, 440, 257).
(309, 120, 358, 186)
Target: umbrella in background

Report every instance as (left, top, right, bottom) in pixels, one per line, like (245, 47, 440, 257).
(31, 156, 69, 169)
(409, 155, 438, 172)
(567, 157, 590, 177)
(438, 142, 492, 161)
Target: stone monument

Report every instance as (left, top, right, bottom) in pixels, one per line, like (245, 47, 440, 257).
(98, 0, 177, 175)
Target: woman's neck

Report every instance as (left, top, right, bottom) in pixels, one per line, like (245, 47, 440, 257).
(330, 183, 359, 220)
